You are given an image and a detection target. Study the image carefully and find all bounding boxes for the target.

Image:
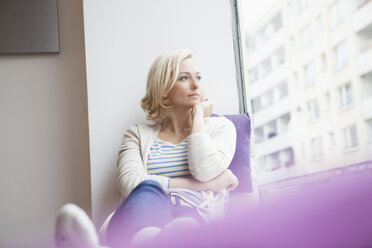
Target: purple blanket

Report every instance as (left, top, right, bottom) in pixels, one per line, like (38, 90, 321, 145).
(143, 174, 372, 248)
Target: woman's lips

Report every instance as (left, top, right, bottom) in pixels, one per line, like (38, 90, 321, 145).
(188, 93, 200, 98)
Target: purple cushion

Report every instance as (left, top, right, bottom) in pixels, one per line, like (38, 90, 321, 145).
(212, 112, 252, 193)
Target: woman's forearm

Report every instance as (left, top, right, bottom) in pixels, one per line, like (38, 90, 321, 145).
(169, 169, 239, 192)
(169, 177, 211, 191)
(191, 106, 205, 134)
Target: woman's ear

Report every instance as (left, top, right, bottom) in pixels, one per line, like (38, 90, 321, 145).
(162, 95, 172, 106)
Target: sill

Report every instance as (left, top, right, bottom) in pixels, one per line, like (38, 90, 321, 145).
(304, 82, 316, 88)
(339, 104, 353, 113)
(330, 19, 346, 31)
(328, 146, 336, 151)
(343, 146, 359, 153)
(311, 156, 324, 162)
(334, 63, 349, 72)
(308, 117, 320, 123)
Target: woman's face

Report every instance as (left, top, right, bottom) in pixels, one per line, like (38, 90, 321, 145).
(166, 58, 202, 109)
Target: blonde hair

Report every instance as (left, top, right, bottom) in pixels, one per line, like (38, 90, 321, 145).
(141, 49, 192, 123)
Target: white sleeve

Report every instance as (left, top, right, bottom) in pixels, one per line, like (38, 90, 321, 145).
(187, 117, 237, 182)
(117, 125, 170, 198)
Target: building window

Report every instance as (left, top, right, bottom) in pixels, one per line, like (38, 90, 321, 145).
(329, 0, 345, 28)
(252, 96, 262, 113)
(317, 14, 324, 32)
(275, 81, 288, 101)
(259, 57, 272, 78)
(300, 23, 312, 48)
(300, 142, 307, 158)
(335, 40, 349, 69)
(343, 125, 358, 150)
(319, 53, 327, 73)
(271, 47, 285, 70)
(324, 92, 331, 110)
(339, 83, 353, 109)
(311, 136, 324, 160)
(264, 120, 278, 139)
(254, 126, 264, 143)
(249, 67, 259, 83)
(304, 60, 316, 85)
(328, 132, 335, 149)
(307, 98, 320, 120)
(298, 0, 309, 12)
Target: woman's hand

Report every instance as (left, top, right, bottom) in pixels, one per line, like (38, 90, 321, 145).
(192, 98, 213, 118)
(207, 169, 239, 192)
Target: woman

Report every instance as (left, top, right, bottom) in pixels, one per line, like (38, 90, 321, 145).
(55, 50, 238, 248)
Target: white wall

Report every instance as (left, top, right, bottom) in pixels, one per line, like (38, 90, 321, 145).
(0, 0, 91, 247)
(83, 0, 240, 226)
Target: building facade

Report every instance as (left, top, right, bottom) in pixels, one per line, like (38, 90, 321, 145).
(244, 0, 372, 185)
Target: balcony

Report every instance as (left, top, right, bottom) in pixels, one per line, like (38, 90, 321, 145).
(354, 0, 372, 33)
(247, 29, 284, 68)
(362, 96, 372, 120)
(357, 43, 372, 77)
(253, 96, 290, 127)
(255, 132, 291, 157)
(250, 64, 287, 99)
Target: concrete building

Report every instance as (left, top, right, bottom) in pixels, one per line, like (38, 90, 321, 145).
(244, 0, 372, 185)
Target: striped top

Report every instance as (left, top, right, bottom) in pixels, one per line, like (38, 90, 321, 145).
(147, 137, 202, 207)
(147, 137, 191, 178)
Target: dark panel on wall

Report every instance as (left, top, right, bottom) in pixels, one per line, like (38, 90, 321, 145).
(0, 0, 60, 54)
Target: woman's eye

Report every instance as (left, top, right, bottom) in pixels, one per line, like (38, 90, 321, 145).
(180, 76, 188, 81)
(196, 75, 202, 80)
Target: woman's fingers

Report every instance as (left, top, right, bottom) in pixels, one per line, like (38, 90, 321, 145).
(226, 171, 239, 191)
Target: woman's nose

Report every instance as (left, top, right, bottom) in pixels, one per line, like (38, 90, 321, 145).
(191, 77, 200, 89)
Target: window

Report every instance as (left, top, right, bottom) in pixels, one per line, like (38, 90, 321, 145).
(259, 57, 272, 78)
(291, 36, 296, 50)
(317, 14, 324, 32)
(249, 67, 259, 83)
(298, 0, 309, 12)
(300, 142, 307, 158)
(254, 127, 264, 143)
(304, 60, 316, 85)
(252, 97, 262, 113)
(328, 132, 335, 149)
(264, 120, 278, 139)
(335, 40, 349, 69)
(324, 92, 331, 110)
(293, 71, 299, 88)
(343, 125, 358, 150)
(307, 98, 320, 120)
(311, 137, 324, 160)
(329, 0, 345, 28)
(339, 83, 352, 108)
(319, 53, 327, 73)
(239, 0, 370, 197)
(300, 24, 312, 48)
(275, 81, 288, 100)
(271, 47, 285, 69)
(261, 89, 274, 108)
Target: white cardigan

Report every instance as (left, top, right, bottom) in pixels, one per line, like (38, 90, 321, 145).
(117, 116, 237, 218)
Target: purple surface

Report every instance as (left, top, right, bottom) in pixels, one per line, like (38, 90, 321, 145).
(143, 174, 372, 248)
(211, 113, 252, 193)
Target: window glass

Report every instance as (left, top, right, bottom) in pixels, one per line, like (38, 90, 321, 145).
(339, 83, 353, 108)
(300, 24, 312, 48)
(329, 0, 345, 28)
(240, 0, 372, 198)
(343, 125, 358, 150)
(335, 40, 349, 69)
